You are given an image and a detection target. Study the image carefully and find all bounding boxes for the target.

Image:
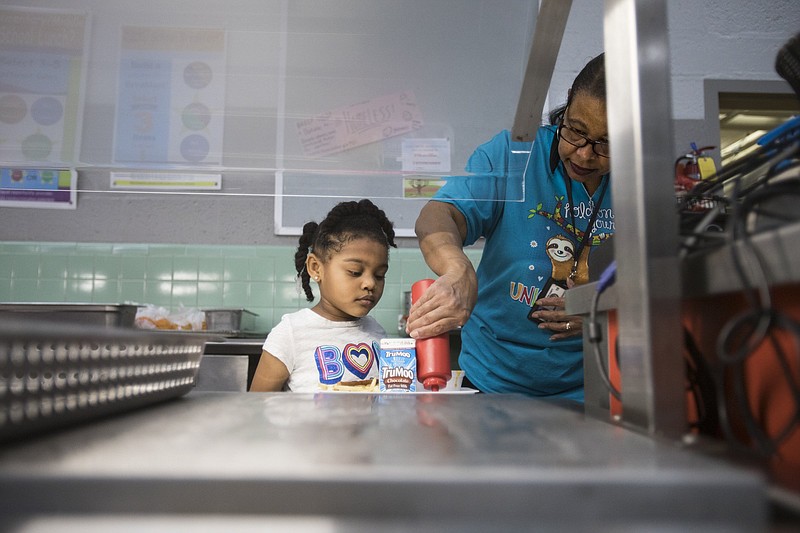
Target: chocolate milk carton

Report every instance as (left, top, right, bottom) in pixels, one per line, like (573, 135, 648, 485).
(378, 338, 417, 392)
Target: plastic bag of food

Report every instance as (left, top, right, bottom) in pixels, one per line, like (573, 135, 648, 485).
(169, 304, 206, 331)
(135, 304, 206, 330)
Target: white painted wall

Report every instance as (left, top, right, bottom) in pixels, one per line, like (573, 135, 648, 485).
(549, 0, 798, 120)
(0, 0, 797, 244)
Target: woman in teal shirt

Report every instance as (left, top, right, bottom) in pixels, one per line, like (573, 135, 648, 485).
(407, 54, 612, 400)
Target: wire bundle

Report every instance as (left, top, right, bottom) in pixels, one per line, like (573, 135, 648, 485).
(587, 261, 621, 401)
(595, 117, 800, 454)
(679, 116, 800, 257)
(681, 117, 800, 457)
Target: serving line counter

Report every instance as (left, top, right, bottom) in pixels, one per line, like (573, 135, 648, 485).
(0, 390, 765, 531)
(199, 338, 264, 392)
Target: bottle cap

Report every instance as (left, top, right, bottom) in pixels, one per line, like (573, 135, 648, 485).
(422, 376, 447, 391)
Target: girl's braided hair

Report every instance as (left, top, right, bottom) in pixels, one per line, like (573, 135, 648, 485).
(295, 199, 396, 302)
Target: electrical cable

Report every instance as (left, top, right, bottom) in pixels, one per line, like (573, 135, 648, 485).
(673, 108, 800, 458)
(713, 310, 800, 458)
(588, 261, 621, 401)
(679, 141, 800, 257)
(683, 327, 720, 435)
(702, 121, 800, 458)
(690, 128, 798, 198)
(673, 38, 800, 459)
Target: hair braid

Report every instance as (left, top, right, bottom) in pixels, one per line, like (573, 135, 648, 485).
(295, 221, 318, 301)
(294, 199, 396, 302)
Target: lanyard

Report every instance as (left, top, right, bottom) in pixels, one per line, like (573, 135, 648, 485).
(564, 174, 608, 280)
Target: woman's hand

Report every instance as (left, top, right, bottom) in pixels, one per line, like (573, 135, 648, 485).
(529, 294, 583, 341)
(410, 200, 476, 339)
(406, 270, 477, 339)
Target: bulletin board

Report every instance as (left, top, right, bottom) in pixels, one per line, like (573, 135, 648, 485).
(273, 0, 535, 236)
(0, 0, 534, 244)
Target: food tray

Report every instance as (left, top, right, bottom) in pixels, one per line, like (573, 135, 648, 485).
(0, 318, 208, 443)
(202, 308, 257, 335)
(0, 303, 139, 328)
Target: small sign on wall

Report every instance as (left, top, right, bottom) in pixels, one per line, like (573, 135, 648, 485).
(0, 168, 77, 209)
(401, 138, 451, 173)
(296, 91, 424, 158)
(402, 175, 446, 199)
(110, 172, 222, 190)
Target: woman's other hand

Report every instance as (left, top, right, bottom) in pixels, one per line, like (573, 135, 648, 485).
(529, 294, 583, 341)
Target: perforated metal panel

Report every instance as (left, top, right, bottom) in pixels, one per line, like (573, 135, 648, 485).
(0, 319, 206, 442)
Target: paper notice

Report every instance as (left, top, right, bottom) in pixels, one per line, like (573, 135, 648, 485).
(296, 91, 423, 157)
(401, 138, 451, 173)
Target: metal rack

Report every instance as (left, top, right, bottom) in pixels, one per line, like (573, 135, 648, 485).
(601, 0, 686, 436)
(560, 0, 800, 509)
(0, 318, 207, 443)
(516, 0, 685, 436)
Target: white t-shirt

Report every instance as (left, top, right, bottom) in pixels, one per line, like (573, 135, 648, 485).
(262, 308, 385, 392)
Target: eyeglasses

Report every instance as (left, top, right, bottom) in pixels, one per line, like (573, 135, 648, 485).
(557, 121, 610, 158)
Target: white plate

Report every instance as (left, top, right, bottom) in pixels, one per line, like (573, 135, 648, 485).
(316, 387, 478, 394)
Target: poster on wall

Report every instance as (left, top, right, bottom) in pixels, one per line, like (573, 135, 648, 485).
(0, 168, 77, 209)
(0, 7, 90, 166)
(295, 91, 423, 158)
(113, 26, 226, 166)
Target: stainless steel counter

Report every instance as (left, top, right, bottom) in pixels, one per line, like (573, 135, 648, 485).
(680, 219, 800, 297)
(203, 338, 264, 390)
(0, 392, 765, 531)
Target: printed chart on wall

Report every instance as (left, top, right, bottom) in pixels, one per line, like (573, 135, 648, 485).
(113, 26, 226, 166)
(0, 168, 76, 209)
(0, 7, 88, 209)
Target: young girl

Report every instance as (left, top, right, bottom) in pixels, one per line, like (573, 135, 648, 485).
(249, 199, 396, 392)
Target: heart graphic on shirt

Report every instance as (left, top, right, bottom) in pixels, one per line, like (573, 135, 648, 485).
(538, 276, 544, 281)
(546, 225, 550, 230)
(343, 342, 374, 379)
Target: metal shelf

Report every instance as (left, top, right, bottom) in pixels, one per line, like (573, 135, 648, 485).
(0, 392, 766, 531)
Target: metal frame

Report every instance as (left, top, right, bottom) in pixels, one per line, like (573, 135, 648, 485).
(512, 0, 573, 142)
(553, 0, 686, 436)
(602, 0, 685, 437)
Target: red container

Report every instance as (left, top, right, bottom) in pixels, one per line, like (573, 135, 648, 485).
(411, 279, 451, 391)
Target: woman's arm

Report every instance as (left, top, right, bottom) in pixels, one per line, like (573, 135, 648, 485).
(407, 200, 478, 339)
(248, 350, 290, 392)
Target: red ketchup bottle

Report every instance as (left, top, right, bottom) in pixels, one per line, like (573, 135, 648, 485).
(411, 279, 451, 392)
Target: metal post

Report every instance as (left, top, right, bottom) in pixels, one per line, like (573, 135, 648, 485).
(603, 0, 685, 437)
(511, 0, 573, 142)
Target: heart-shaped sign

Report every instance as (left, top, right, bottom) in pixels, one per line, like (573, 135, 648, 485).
(343, 342, 375, 379)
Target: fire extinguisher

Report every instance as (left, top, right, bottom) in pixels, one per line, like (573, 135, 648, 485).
(675, 143, 715, 209)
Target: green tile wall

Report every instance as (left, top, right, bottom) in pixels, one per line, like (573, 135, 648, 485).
(0, 241, 482, 335)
